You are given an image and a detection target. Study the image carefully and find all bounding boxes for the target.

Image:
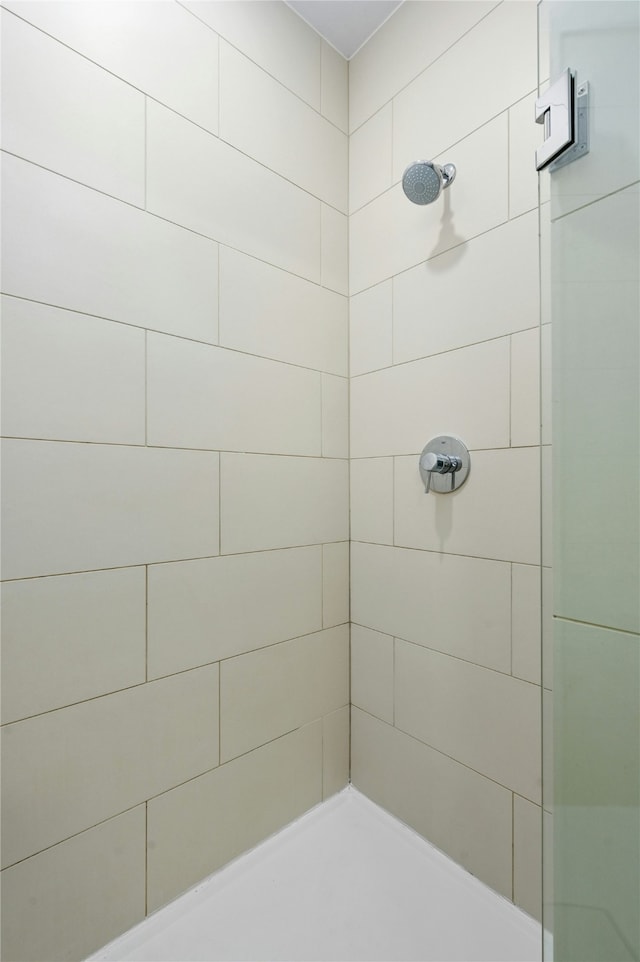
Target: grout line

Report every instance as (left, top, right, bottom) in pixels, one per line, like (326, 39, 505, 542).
(144, 802, 149, 917)
(145, 565, 149, 684)
(512, 792, 516, 901)
(510, 563, 514, 677)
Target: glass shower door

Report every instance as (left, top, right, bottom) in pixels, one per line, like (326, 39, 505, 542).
(540, 2, 640, 959)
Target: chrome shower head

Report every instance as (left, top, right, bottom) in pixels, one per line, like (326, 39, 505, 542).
(402, 160, 456, 205)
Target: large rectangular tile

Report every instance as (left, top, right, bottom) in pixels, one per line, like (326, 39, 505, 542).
(321, 204, 348, 295)
(148, 548, 322, 678)
(147, 334, 321, 455)
(351, 708, 513, 898)
(220, 42, 347, 211)
(351, 624, 394, 725)
(1, 154, 218, 343)
(392, 212, 539, 364)
(147, 101, 320, 282)
(147, 722, 322, 912)
(220, 626, 349, 761)
(0, 10, 144, 204)
(351, 542, 511, 673)
(511, 327, 541, 447)
(394, 448, 541, 565)
(349, 279, 392, 377)
(1, 807, 145, 962)
(1, 568, 146, 724)
(183, 0, 321, 110)
(321, 374, 348, 458)
(349, 104, 392, 213)
(395, 640, 541, 802)
(322, 542, 349, 628)
(349, 1, 497, 132)
(1, 297, 145, 444)
(351, 115, 509, 294)
(514, 796, 542, 922)
(350, 458, 394, 545)
(3, 0, 218, 131)
(320, 40, 348, 133)
(322, 706, 349, 799)
(512, 563, 542, 686)
(509, 91, 544, 220)
(392, 2, 537, 179)
(220, 454, 348, 553)
(351, 338, 510, 457)
(218, 247, 347, 376)
(1, 440, 219, 579)
(1, 666, 219, 868)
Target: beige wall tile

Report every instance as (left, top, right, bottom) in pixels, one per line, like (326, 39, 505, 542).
(349, 104, 392, 213)
(220, 42, 347, 211)
(542, 567, 554, 691)
(321, 41, 348, 133)
(350, 458, 394, 545)
(218, 247, 348, 376)
(514, 796, 543, 921)
(541, 323, 552, 445)
(392, 212, 539, 364)
(1, 666, 219, 868)
(147, 101, 320, 283)
(0, 10, 144, 205)
(349, 1, 497, 132)
(2, 0, 219, 131)
(394, 448, 541, 565)
(147, 722, 323, 911)
(351, 624, 394, 724)
(220, 454, 348, 554)
(350, 114, 509, 294)
(351, 338, 510, 457)
(183, 0, 321, 110)
(349, 279, 393, 377)
(1, 568, 146, 725)
(323, 542, 350, 628)
(509, 92, 544, 219)
(0, 807, 145, 962)
(1, 154, 218, 343)
(148, 548, 322, 678)
(147, 333, 321, 455)
(512, 563, 542, 685)
(395, 640, 541, 802)
(1, 440, 219, 580)
(322, 374, 349, 458)
(511, 327, 541, 447)
(323, 706, 350, 798)
(392, 3, 537, 179)
(351, 543, 511, 674)
(220, 626, 348, 761)
(351, 707, 513, 898)
(1, 298, 145, 444)
(321, 204, 349, 295)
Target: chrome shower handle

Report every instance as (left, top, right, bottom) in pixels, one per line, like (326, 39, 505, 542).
(418, 437, 470, 494)
(420, 451, 462, 492)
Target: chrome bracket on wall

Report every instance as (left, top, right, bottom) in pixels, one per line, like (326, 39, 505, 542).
(419, 436, 470, 494)
(535, 69, 590, 171)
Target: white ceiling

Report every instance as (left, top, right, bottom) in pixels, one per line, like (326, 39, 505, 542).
(286, 1, 402, 59)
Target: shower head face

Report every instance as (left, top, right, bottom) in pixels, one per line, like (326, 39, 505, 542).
(402, 161, 443, 205)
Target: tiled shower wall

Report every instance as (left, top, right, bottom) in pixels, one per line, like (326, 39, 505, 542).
(348, 0, 544, 921)
(0, 3, 349, 959)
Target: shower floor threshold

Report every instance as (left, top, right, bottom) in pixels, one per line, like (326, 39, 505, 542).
(89, 786, 541, 962)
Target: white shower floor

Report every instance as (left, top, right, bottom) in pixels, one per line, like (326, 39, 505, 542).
(89, 787, 542, 962)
